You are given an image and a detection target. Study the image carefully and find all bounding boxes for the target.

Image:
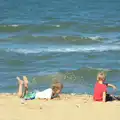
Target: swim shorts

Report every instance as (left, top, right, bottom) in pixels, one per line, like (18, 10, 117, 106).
(23, 92, 36, 100)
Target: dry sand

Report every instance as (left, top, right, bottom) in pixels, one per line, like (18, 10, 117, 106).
(0, 93, 120, 120)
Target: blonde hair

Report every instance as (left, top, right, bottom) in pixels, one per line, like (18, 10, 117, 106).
(97, 72, 106, 81)
(51, 80, 63, 94)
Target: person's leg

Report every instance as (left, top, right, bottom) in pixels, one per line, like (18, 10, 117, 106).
(113, 96, 120, 101)
(23, 76, 36, 100)
(23, 76, 29, 96)
(106, 94, 113, 102)
(16, 77, 24, 98)
(106, 94, 117, 102)
(106, 94, 120, 101)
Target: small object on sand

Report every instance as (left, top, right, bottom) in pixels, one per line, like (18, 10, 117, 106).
(65, 97, 68, 100)
(40, 104, 43, 109)
(84, 101, 88, 103)
(76, 104, 80, 108)
(21, 98, 26, 104)
(40, 106, 42, 109)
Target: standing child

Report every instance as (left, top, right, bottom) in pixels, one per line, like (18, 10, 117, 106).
(17, 76, 63, 100)
(93, 72, 119, 102)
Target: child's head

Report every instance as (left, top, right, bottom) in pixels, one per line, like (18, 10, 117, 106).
(51, 80, 63, 95)
(97, 72, 106, 82)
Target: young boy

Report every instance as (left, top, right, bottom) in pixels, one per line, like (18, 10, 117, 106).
(93, 72, 117, 102)
(17, 76, 63, 100)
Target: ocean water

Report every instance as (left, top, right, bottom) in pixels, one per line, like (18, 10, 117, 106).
(0, 0, 120, 94)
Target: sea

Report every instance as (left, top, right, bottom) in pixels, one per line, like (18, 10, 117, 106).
(0, 0, 120, 95)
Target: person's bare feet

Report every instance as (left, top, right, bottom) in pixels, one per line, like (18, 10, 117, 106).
(23, 76, 28, 88)
(16, 77, 23, 85)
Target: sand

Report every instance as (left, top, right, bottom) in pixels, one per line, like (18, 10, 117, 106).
(0, 93, 120, 120)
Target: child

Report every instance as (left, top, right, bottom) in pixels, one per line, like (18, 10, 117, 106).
(93, 72, 119, 102)
(17, 76, 63, 100)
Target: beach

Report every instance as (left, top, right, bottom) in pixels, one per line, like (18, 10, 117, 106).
(0, 94, 120, 120)
(0, 0, 120, 119)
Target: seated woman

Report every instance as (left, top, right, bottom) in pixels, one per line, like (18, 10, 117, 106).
(17, 76, 63, 100)
(93, 72, 120, 102)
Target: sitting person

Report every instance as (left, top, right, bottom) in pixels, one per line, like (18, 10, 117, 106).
(93, 72, 120, 102)
(17, 76, 63, 100)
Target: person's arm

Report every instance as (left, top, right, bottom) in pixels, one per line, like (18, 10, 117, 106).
(103, 92, 106, 102)
(107, 84, 117, 90)
(51, 93, 60, 99)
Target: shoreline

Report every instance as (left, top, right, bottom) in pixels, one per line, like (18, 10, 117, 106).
(0, 93, 93, 100)
(0, 93, 92, 100)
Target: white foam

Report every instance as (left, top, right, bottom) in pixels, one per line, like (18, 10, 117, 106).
(87, 67, 111, 71)
(3, 24, 19, 27)
(6, 45, 120, 54)
(88, 36, 101, 40)
(10, 24, 19, 27)
(56, 25, 60, 27)
(52, 25, 60, 27)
